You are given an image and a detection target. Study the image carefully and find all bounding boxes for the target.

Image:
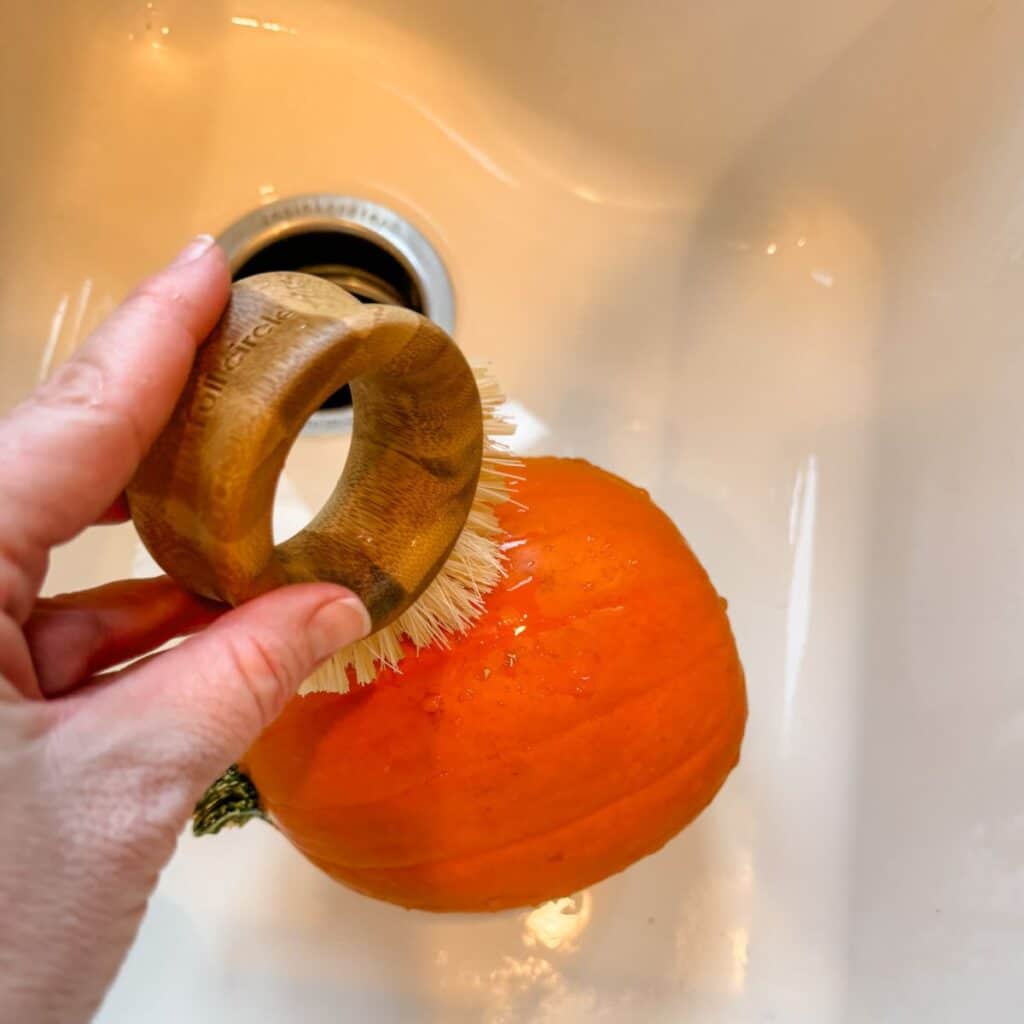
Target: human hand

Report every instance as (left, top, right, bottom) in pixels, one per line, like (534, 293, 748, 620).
(0, 237, 369, 1023)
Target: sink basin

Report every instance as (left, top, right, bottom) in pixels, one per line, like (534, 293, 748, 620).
(5, 1, 1024, 1020)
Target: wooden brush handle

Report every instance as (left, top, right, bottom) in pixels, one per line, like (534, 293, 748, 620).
(127, 271, 483, 632)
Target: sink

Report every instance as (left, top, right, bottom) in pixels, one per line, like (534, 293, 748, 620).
(5, 1, 1024, 1020)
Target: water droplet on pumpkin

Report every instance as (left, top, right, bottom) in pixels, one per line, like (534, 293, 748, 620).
(582, 581, 594, 591)
(422, 694, 444, 714)
(459, 688, 475, 702)
(505, 652, 518, 669)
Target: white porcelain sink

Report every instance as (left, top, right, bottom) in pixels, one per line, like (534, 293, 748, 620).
(5, 1, 1024, 1020)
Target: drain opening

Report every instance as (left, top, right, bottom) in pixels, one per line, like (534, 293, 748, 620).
(216, 195, 455, 433)
(234, 231, 426, 412)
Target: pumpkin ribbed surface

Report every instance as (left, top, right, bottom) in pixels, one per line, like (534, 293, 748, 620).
(241, 457, 746, 911)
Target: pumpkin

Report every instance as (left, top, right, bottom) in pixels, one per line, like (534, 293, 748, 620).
(239, 456, 746, 911)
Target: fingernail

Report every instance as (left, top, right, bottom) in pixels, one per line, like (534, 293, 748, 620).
(170, 233, 216, 267)
(309, 595, 372, 662)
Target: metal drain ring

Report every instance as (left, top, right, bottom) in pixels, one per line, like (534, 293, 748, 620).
(216, 195, 455, 435)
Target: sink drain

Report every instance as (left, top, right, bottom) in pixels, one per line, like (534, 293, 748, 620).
(216, 195, 455, 434)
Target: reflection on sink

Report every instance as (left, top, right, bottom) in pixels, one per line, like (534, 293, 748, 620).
(5, 1, 1024, 1020)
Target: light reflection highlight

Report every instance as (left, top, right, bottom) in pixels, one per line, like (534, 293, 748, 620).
(40, 294, 70, 383)
(498, 400, 550, 452)
(729, 927, 749, 992)
(231, 15, 298, 35)
(522, 891, 593, 951)
(783, 454, 818, 747)
(39, 279, 95, 382)
(373, 78, 519, 189)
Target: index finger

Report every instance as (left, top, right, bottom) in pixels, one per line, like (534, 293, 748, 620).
(0, 236, 229, 555)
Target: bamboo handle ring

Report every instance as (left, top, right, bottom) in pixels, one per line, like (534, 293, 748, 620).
(127, 271, 482, 631)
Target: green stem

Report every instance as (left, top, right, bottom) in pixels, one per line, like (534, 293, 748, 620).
(193, 764, 268, 836)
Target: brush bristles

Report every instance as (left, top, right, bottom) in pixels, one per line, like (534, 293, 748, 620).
(299, 367, 518, 695)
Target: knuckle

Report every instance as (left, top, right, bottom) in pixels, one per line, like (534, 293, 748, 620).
(220, 630, 303, 728)
(129, 279, 185, 319)
(33, 352, 145, 462)
(38, 356, 108, 410)
(128, 279, 199, 339)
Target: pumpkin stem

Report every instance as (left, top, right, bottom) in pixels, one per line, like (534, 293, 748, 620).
(193, 764, 268, 836)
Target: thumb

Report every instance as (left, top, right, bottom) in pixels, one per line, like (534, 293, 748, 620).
(8, 585, 366, 1023)
(132, 582, 369, 757)
(67, 584, 369, 824)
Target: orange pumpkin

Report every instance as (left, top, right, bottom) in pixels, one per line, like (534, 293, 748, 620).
(241, 457, 746, 911)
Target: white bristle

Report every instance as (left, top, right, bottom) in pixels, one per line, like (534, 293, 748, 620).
(298, 366, 516, 695)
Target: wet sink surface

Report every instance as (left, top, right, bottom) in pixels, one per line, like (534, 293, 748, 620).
(4, 2, 1024, 1020)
